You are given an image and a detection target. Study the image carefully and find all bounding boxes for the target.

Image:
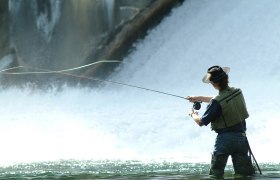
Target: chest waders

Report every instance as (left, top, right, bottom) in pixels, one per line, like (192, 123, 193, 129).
(210, 87, 262, 176)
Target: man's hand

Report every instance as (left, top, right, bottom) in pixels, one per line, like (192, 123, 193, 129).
(188, 108, 203, 127)
(186, 96, 199, 103)
(189, 108, 198, 117)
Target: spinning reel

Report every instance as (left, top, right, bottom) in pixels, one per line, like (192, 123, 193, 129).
(193, 101, 202, 110)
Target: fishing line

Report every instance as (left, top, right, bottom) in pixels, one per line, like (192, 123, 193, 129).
(0, 60, 187, 100)
(1, 61, 262, 174)
(0, 66, 24, 73)
(0, 60, 121, 74)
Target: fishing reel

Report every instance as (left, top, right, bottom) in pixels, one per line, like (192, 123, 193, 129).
(193, 101, 202, 110)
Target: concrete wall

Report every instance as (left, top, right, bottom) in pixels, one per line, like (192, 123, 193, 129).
(1, 0, 183, 86)
(0, 0, 9, 58)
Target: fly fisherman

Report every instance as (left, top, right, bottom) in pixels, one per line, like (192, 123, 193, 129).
(187, 66, 255, 178)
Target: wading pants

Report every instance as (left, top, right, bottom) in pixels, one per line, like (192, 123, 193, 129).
(209, 132, 255, 177)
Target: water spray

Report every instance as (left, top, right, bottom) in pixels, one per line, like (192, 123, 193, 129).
(1, 61, 263, 175)
(0, 60, 188, 100)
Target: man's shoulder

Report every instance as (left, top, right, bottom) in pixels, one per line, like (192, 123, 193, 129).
(209, 98, 220, 107)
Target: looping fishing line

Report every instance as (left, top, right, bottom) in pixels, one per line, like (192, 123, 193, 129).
(0, 60, 121, 74)
(0, 66, 24, 73)
(0, 60, 186, 100)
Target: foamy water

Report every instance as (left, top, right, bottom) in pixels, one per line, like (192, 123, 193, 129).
(1, 0, 280, 167)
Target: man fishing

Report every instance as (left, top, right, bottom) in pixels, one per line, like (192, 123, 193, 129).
(187, 65, 255, 178)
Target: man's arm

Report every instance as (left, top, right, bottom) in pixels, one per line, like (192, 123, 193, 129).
(186, 96, 213, 103)
(189, 109, 204, 126)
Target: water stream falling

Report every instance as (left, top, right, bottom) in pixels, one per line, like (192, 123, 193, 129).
(103, 0, 115, 32)
(1, 0, 280, 178)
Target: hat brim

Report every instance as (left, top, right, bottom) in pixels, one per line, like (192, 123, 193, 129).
(202, 67, 230, 83)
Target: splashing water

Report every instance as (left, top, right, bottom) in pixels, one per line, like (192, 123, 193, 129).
(1, 0, 280, 178)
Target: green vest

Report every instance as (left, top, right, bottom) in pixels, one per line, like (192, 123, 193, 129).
(211, 87, 249, 130)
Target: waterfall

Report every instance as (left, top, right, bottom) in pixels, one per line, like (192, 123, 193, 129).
(7, 0, 116, 71)
(103, 0, 115, 32)
(6, 0, 150, 78)
(35, 0, 61, 41)
(1, 0, 280, 166)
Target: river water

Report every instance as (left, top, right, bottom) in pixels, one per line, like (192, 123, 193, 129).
(1, 0, 280, 179)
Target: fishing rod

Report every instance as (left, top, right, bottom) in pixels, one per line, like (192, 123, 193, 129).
(0, 61, 207, 109)
(1, 61, 262, 174)
(0, 60, 187, 100)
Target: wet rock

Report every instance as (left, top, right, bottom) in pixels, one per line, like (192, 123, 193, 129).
(0, 0, 9, 58)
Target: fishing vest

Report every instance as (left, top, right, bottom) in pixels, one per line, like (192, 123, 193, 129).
(211, 87, 249, 130)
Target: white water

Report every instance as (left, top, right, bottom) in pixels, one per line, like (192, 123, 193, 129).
(35, 0, 61, 41)
(1, 0, 280, 165)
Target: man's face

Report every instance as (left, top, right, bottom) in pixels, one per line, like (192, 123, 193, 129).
(211, 82, 219, 90)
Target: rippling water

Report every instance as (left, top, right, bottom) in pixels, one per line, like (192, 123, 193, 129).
(1, 160, 279, 179)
